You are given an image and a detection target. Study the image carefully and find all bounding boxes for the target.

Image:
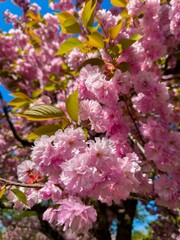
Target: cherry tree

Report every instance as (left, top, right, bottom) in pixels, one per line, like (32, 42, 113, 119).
(0, 0, 179, 239)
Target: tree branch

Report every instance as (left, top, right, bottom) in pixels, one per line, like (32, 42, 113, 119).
(0, 177, 44, 189)
(130, 192, 154, 201)
(3, 106, 33, 147)
(0, 91, 33, 147)
(128, 133, 145, 157)
(0, 177, 155, 202)
(124, 97, 145, 145)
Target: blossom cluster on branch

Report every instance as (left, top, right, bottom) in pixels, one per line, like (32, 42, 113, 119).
(0, 0, 179, 237)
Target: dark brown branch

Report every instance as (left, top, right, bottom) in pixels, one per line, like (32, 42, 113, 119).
(130, 192, 154, 201)
(3, 105, 33, 147)
(116, 199, 137, 240)
(125, 98, 145, 145)
(0, 91, 33, 147)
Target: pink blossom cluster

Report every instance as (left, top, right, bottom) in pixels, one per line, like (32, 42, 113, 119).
(16, 126, 140, 232)
(0, 0, 180, 235)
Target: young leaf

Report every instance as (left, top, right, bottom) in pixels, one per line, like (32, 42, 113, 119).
(32, 89, 43, 98)
(109, 20, 123, 39)
(55, 11, 74, 23)
(130, 34, 143, 41)
(8, 92, 32, 110)
(11, 92, 30, 99)
(56, 12, 81, 34)
(45, 82, 58, 91)
(61, 17, 81, 34)
(66, 89, 78, 122)
(0, 186, 6, 199)
(82, 0, 97, 28)
(78, 58, 104, 70)
(87, 32, 104, 49)
(119, 34, 142, 51)
(11, 189, 28, 206)
(9, 98, 31, 107)
(56, 38, 83, 55)
(26, 124, 61, 140)
(16, 104, 66, 121)
(111, 0, 128, 8)
(118, 62, 131, 72)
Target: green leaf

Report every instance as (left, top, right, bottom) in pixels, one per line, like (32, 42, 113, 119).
(111, 0, 128, 8)
(11, 189, 28, 206)
(82, 0, 97, 28)
(8, 92, 32, 110)
(16, 104, 66, 121)
(109, 44, 122, 57)
(109, 20, 123, 39)
(0, 186, 6, 199)
(119, 34, 142, 51)
(118, 62, 131, 72)
(130, 34, 142, 41)
(55, 11, 74, 23)
(78, 58, 104, 70)
(87, 32, 104, 49)
(87, 25, 99, 34)
(58, 118, 70, 130)
(56, 38, 83, 55)
(120, 9, 129, 18)
(44, 82, 58, 91)
(11, 92, 30, 99)
(160, 0, 167, 4)
(66, 89, 78, 122)
(26, 124, 61, 140)
(32, 89, 43, 98)
(61, 17, 81, 34)
(56, 12, 81, 34)
(9, 98, 31, 107)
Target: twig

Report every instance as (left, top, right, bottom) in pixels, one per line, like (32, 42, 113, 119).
(0, 177, 44, 189)
(130, 192, 154, 201)
(128, 133, 145, 156)
(0, 177, 155, 202)
(124, 98, 145, 145)
(0, 91, 33, 147)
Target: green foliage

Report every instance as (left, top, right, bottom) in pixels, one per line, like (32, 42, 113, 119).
(79, 58, 104, 70)
(66, 89, 79, 122)
(0, 186, 6, 199)
(82, 0, 97, 29)
(111, 0, 128, 8)
(119, 34, 143, 51)
(9, 92, 32, 111)
(11, 189, 28, 206)
(32, 89, 43, 98)
(87, 32, 105, 49)
(109, 19, 124, 39)
(26, 124, 61, 140)
(56, 12, 81, 34)
(118, 62, 131, 72)
(16, 104, 66, 121)
(56, 38, 83, 55)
